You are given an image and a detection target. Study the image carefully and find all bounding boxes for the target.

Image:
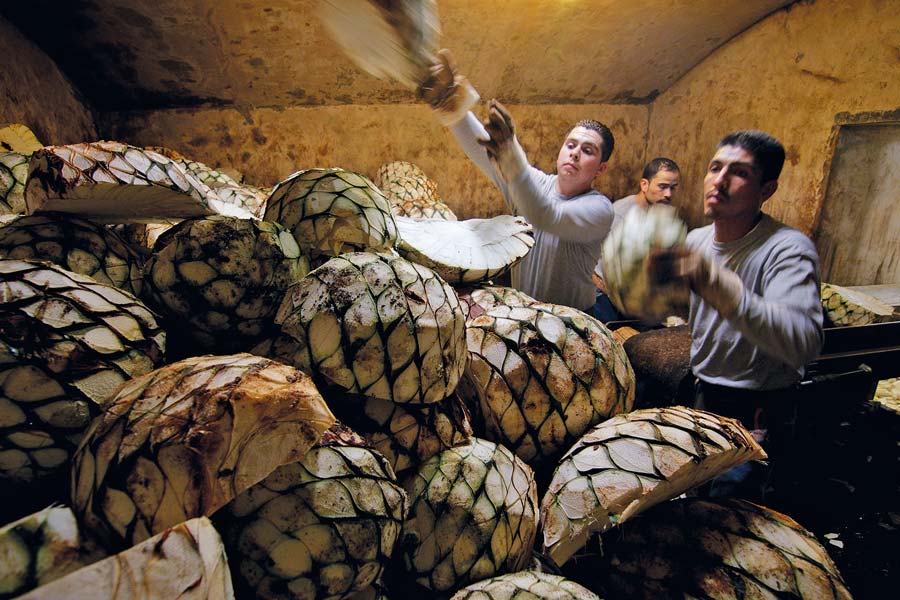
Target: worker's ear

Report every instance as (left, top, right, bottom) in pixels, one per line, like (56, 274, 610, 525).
(639, 177, 650, 194)
(595, 161, 609, 176)
(760, 179, 778, 203)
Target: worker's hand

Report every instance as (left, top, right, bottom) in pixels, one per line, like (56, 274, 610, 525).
(592, 272, 607, 293)
(417, 49, 479, 126)
(648, 248, 744, 316)
(477, 99, 529, 182)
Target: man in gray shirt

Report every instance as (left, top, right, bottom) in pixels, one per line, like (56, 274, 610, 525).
(419, 51, 614, 311)
(654, 130, 823, 499)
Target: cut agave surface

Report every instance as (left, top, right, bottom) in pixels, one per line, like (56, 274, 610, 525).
(263, 168, 398, 263)
(0, 124, 43, 155)
(400, 437, 539, 593)
(603, 497, 852, 600)
(466, 303, 634, 469)
(457, 284, 538, 321)
(221, 424, 407, 600)
(15, 517, 235, 600)
(601, 204, 689, 320)
(271, 252, 466, 404)
(821, 282, 895, 326)
(0, 259, 166, 483)
(0, 505, 105, 598)
(374, 161, 456, 221)
(395, 215, 534, 285)
(142, 215, 308, 354)
(0, 212, 144, 296)
(540, 406, 767, 567)
(71, 353, 335, 548)
(449, 570, 600, 600)
(25, 141, 254, 223)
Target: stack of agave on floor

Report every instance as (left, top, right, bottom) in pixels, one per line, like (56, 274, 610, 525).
(0, 259, 166, 487)
(373, 161, 457, 220)
(70, 353, 335, 549)
(218, 424, 408, 600)
(821, 282, 895, 326)
(141, 215, 309, 357)
(465, 302, 635, 477)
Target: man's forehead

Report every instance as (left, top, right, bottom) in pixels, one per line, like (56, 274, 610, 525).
(566, 126, 603, 147)
(711, 144, 758, 167)
(651, 169, 680, 183)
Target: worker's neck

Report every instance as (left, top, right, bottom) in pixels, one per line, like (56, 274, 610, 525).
(714, 212, 763, 243)
(556, 177, 593, 199)
(635, 192, 649, 209)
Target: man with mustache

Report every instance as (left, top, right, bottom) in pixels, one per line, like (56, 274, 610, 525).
(655, 130, 824, 499)
(418, 51, 615, 312)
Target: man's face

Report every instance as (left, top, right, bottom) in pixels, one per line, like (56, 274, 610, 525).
(556, 126, 606, 191)
(703, 145, 776, 220)
(640, 169, 680, 205)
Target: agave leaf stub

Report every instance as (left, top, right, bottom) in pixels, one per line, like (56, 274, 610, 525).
(263, 168, 398, 263)
(272, 252, 467, 404)
(400, 438, 539, 592)
(15, 517, 235, 600)
(603, 498, 852, 600)
(0, 259, 166, 483)
(465, 302, 635, 469)
(71, 353, 335, 548)
(222, 423, 408, 600)
(540, 406, 767, 567)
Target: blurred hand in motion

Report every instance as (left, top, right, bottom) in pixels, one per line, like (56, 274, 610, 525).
(648, 248, 744, 316)
(477, 99, 529, 182)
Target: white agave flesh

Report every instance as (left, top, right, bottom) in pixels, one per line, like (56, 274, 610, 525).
(395, 215, 534, 284)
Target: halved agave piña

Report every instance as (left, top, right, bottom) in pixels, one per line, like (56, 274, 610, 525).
(394, 215, 533, 285)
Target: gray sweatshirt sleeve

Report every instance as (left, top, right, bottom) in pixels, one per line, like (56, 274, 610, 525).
(449, 112, 614, 244)
(727, 242, 824, 369)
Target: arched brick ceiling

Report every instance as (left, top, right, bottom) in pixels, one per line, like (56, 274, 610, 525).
(1, 0, 794, 111)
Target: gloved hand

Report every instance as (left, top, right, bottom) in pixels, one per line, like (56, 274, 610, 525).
(649, 248, 744, 316)
(417, 49, 479, 126)
(476, 99, 529, 183)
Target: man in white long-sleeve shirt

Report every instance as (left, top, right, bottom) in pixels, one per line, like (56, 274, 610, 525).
(654, 130, 824, 499)
(419, 51, 614, 311)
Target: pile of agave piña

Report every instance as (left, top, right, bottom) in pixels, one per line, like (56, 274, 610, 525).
(0, 124, 852, 600)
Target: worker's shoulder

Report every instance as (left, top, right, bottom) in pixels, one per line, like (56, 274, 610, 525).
(686, 223, 714, 245)
(760, 214, 817, 253)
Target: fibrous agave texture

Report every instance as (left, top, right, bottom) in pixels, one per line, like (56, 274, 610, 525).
(15, 517, 235, 600)
(141, 215, 308, 354)
(70, 353, 336, 549)
(0, 212, 145, 296)
(821, 282, 895, 326)
(220, 424, 408, 600)
(601, 203, 689, 320)
(0, 505, 106, 598)
(465, 303, 634, 470)
(25, 141, 254, 223)
(269, 252, 467, 405)
(374, 161, 456, 221)
(263, 168, 398, 265)
(394, 215, 534, 285)
(603, 498, 852, 600)
(399, 437, 539, 593)
(540, 406, 767, 567)
(0, 259, 166, 483)
(449, 570, 600, 600)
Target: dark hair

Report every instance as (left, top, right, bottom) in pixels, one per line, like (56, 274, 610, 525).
(642, 157, 680, 180)
(575, 119, 615, 162)
(717, 130, 785, 183)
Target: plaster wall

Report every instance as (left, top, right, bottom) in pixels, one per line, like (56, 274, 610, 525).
(645, 0, 900, 236)
(101, 103, 648, 220)
(0, 16, 96, 145)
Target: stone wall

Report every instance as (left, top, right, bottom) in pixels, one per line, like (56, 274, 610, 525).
(0, 15, 96, 145)
(645, 0, 900, 235)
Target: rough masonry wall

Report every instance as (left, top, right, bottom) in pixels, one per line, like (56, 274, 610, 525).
(646, 0, 900, 235)
(0, 16, 96, 145)
(101, 103, 648, 220)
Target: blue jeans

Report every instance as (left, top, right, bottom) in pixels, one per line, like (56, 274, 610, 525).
(590, 291, 622, 323)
